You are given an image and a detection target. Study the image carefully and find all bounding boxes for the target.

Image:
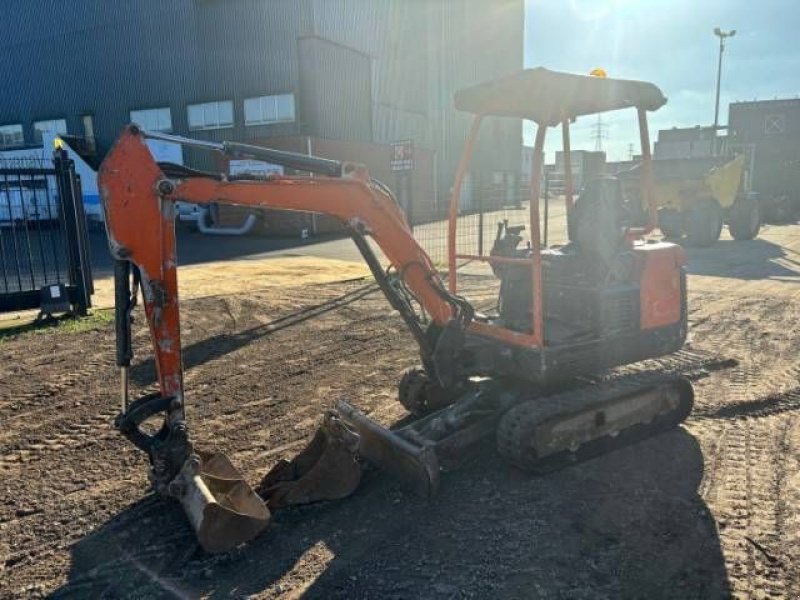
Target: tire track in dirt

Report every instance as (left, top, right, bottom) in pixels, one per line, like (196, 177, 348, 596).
(692, 416, 792, 599)
(0, 410, 118, 472)
(0, 341, 118, 473)
(686, 289, 800, 598)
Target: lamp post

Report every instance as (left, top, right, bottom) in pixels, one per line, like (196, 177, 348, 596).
(713, 27, 736, 135)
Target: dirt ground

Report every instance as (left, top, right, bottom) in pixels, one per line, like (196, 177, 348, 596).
(2, 224, 800, 599)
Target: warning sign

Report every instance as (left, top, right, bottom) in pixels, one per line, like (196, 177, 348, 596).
(390, 140, 414, 172)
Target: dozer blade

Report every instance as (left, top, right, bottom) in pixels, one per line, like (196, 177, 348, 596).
(174, 450, 270, 554)
(334, 400, 440, 499)
(257, 403, 440, 509)
(258, 411, 363, 509)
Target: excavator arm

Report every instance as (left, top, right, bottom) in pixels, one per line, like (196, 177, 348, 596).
(102, 127, 465, 395)
(99, 126, 467, 552)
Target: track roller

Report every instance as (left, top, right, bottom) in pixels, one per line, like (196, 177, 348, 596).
(497, 375, 694, 473)
(398, 366, 459, 416)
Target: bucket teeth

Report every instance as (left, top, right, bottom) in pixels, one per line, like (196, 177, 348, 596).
(172, 450, 270, 554)
(257, 412, 363, 509)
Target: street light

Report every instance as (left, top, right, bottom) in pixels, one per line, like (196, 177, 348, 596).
(713, 27, 736, 135)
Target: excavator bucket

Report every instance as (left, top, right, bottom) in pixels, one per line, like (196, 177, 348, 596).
(258, 403, 440, 509)
(258, 411, 363, 509)
(175, 450, 270, 554)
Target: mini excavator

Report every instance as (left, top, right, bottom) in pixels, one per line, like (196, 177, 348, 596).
(100, 68, 693, 553)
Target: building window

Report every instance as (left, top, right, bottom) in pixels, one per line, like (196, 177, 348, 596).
(244, 93, 295, 125)
(33, 118, 67, 144)
(130, 107, 172, 132)
(187, 100, 233, 130)
(0, 124, 24, 148)
(764, 114, 785, 135)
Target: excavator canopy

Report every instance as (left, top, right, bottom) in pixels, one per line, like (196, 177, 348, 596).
(454, 67, 667, 125)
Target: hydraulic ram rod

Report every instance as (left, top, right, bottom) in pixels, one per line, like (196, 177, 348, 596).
(142, 129, 344, 177)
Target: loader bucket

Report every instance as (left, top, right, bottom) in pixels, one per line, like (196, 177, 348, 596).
(258, 411, 363, 509)
(176, 450, 270, 554)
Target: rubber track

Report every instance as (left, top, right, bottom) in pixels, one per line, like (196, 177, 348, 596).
(581, 348, 736, 384)
(493, 348, 735, 473)
(497, 373, 694, 473)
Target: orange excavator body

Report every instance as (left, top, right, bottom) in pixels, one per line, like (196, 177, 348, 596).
(99, 69, 696, 553)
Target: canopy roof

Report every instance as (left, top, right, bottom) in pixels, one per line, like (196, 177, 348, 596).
(454, 67, 667, 125)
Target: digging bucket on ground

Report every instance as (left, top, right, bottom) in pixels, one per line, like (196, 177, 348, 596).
(176, 450, 270, 553)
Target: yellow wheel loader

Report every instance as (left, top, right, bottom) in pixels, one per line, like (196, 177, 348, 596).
(622, 153, 760, 247)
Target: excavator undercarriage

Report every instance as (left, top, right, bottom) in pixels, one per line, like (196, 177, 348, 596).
(99, 69, 732, 553)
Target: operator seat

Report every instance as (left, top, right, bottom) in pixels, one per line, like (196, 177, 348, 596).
(566, 176, 630, 282)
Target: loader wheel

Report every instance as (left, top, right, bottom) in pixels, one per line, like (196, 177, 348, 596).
(657, 208, 684, 239)
(398, 366, 455, 416)
(728, 196, 761, 240)
(685, 199, 723, 247)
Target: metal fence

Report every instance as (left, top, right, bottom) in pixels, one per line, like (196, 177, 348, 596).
(412, 178, 537, 267)
(0, 149, 93, 315)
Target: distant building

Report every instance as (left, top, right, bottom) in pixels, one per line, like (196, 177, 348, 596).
(728, 98, 800, 202)
(0, 0, 524, 218)
(653, 126, 718, 159)
(537, 150, 606, 194)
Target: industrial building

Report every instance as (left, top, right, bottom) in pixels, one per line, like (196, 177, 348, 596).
(0, 0, 525, 223)
(728, 98, 800, 209)
(653, 126, 719, 159)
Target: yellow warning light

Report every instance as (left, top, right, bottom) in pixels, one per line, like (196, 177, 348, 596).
(590, 68, 608, 78)
(53, 137, 64, 150)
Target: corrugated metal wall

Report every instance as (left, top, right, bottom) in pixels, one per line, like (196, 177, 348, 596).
(297, 36, 373, 141)
(0, 0, 305, 154)
(307, 0, 524, 197)
(730, 100, 800, 197)
(0, 0, 524, 192)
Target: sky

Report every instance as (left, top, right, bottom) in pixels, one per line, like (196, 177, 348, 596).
(523, 0, 800, 162)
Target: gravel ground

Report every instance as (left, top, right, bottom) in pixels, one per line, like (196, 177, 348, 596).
(1, 224, 800, 599)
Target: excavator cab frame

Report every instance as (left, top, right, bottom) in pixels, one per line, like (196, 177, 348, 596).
(446, 67, 666, 350)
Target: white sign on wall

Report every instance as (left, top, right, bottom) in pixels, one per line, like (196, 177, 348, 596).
(229, 159, 284, 178)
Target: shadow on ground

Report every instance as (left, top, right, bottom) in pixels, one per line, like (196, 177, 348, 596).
(128, 283, 379, 386)
(685, 234, 800, 280)
(88, 227, 346, 279)
(53, 428, 730, 599)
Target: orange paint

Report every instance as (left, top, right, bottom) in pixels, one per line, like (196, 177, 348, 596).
(448, 115, 484, 294)
(635, 242, 685, 330)
(99, 127, 457, 401)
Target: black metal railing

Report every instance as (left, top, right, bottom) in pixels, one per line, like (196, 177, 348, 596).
(0, 149, 93, 315)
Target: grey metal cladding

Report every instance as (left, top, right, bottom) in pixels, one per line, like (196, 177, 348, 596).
(298, 36, 372, 141)
(0, 0, 304, 149)
(0, 0, 524, 191)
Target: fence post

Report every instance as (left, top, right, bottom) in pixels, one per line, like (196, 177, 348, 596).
(543, 171, 550, 247)
(396, 172, 413, 233)
(53, 148, 92, 316)
(477, 172, 484, 256)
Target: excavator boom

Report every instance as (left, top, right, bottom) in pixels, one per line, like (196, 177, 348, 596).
(100, 126, 465, 552)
